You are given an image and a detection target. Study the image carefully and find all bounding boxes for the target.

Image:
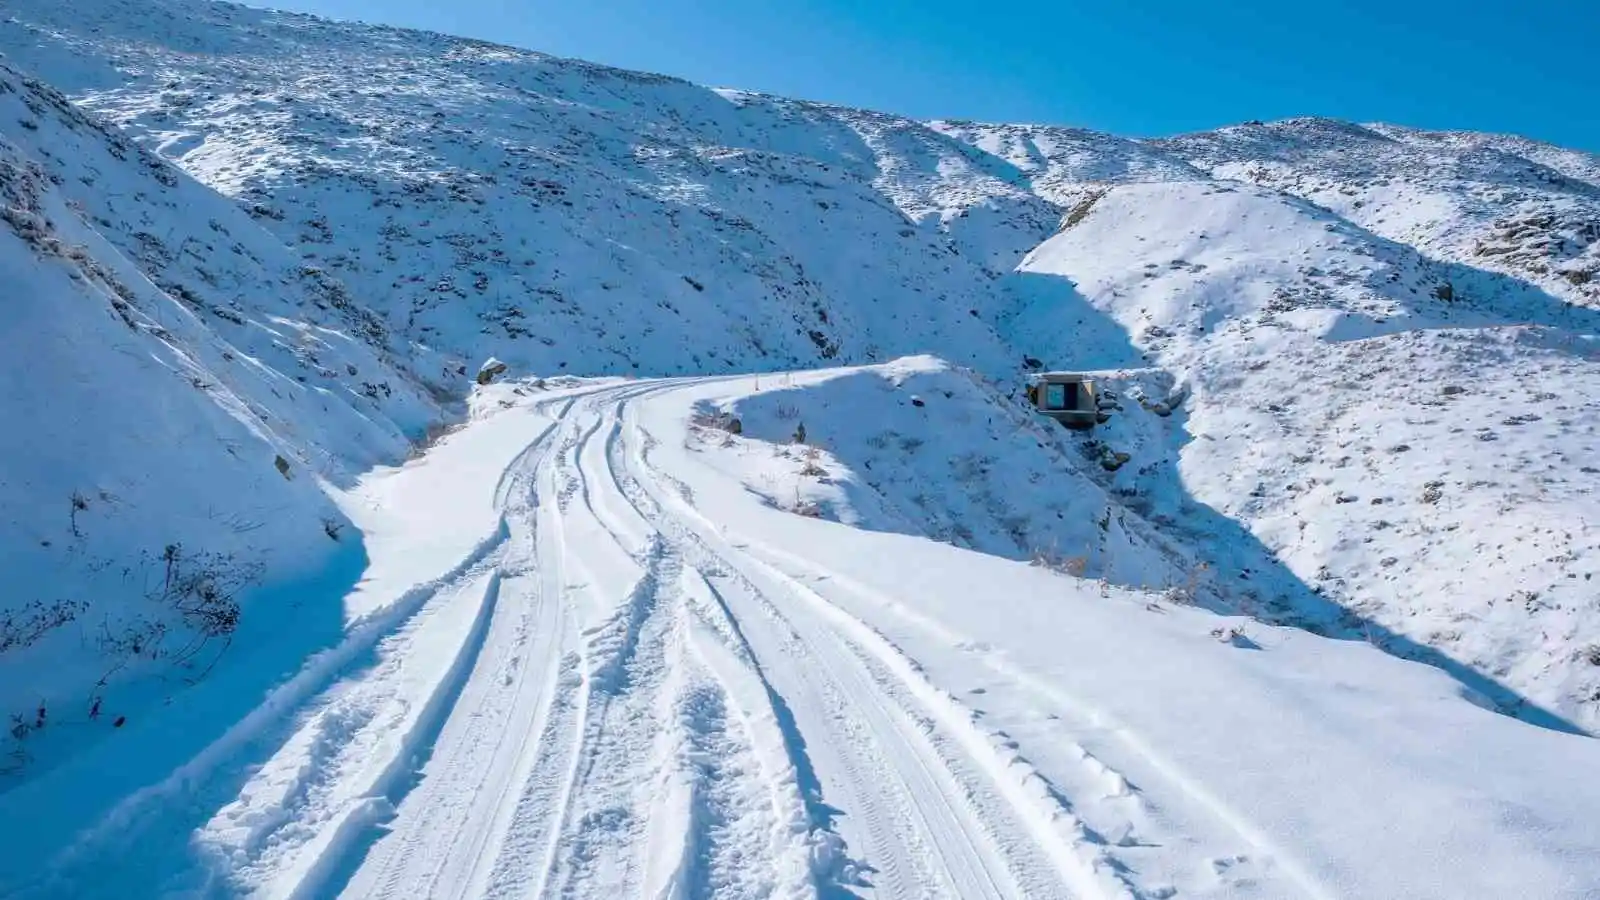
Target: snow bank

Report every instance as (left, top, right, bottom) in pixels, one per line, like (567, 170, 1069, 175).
(687, 357, 1196, 593)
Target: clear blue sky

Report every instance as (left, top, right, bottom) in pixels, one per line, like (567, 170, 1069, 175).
(255, 0, 1600, 152)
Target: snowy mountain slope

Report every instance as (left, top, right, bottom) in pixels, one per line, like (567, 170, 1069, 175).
(7, 370, 1600, 900)
(1365, 123, 1600, 192)
(927, 120, 1205, 203)
(1148, 118, 1600, 306)
(0, 0, 1060, 380)
(0, 61, 442, 784)
(1016, 179, 1600, 724)
(0, 0, 1597, 766)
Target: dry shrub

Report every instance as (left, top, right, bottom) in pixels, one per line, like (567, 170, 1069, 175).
(1030, 547, 1089, 577)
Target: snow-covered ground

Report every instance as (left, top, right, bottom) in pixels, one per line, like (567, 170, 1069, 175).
(5, 371, 1599, 900)
(2, 0, 1600, 894)
(9, 0, 1594, 732)
(2, 4, 1596, 736)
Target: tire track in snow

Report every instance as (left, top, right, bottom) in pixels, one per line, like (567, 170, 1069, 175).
(535, 386, 834, 900)
(612, 398, 1059, 899)
(610, 401, 968, 898)
(533, 385, 805, 900)
(180, 388, 585, 898)
(668, 543, 1047, 899)
(203, 394, 605, 898)
(676, 567, 859, 900)
(539, 488, 679, 895)
(40, 516, 515, 892)
(609, 410, 863, 899)
(335, 415, 573, 900)
(735, 542, 1335, 900)
(191, 554, 508, 896)
(640, 572, 816, 900)
(477, 411, 600, 900)
(475, 395, 683, 900)
(282, 567, 509, 900)
(31, 391, 619, 895)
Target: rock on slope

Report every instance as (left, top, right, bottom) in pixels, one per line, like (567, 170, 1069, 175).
(0, 61, 439, 779)
(1, 0, 1598, 730)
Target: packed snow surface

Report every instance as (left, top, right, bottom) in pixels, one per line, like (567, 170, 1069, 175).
(4, 369, 1598, 900)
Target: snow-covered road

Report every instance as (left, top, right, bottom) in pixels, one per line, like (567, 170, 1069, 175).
(13, 373, 1600, 900)
(307, 380, 1135, 900)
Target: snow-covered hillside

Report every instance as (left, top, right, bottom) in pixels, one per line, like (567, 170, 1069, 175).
(1, 0, 1600, 890)
(0, 0, 1061, 379)
(1015, 180, 1600, 725)
(14, 0, 1587, 729)
(1151, 119, 1600, 303)
(0, 58, 449, 784)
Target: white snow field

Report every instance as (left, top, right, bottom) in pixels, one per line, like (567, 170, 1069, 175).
(3, 368, 1599, 900)
(3, 0, 1600, 896)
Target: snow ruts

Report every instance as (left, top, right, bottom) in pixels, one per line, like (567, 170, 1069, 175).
(33, 379, 1326, 899)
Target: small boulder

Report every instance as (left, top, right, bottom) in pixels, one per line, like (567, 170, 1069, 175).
(1100, 450, 1132, 472)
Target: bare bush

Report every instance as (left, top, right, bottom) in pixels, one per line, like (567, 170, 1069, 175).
(69, 490, 89, 538)
(1162, 562, 1208, 606)
(0, 599, 87, 655)
(785, 486, 824, 518)
(1030, 547, 1089, 577)
(1211, 624, 1250, 645)
(690, 410, 742, 435)
(799, 446, 826, 477)
(790, 500, 824, 518)
(142, 544, 261, 669)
